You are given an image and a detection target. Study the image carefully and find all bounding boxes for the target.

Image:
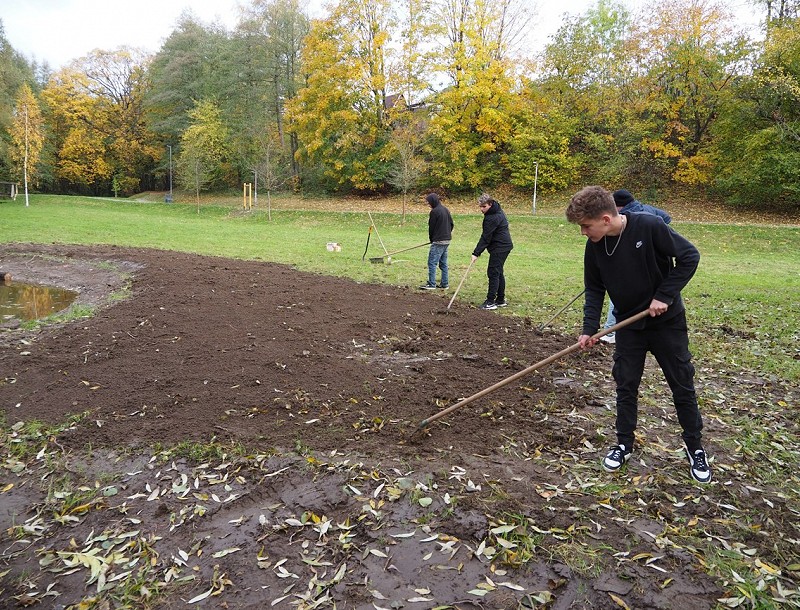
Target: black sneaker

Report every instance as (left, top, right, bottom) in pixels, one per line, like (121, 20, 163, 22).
(419, 284, 436, 290)
(602, 444, 632, 472)
(496, 300, 508, 307)
(479, 300, 497, 310)
(436, 284, 449, 289)
(685, 446, 712, 483)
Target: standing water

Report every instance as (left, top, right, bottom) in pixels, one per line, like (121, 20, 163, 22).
(1, 278, 78, 322)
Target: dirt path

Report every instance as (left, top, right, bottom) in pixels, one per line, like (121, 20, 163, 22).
(1, 244, 796, 609)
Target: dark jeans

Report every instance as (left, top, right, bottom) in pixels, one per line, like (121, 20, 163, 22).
(486, 250, 510, 302)
(612, 311, 703, 451)
(427, 243, 449, 287)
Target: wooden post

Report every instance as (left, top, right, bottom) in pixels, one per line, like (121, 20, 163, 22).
(243, 183, 253, 210)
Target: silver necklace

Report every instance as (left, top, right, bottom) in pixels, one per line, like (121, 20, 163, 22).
(604, 216, 626, 256)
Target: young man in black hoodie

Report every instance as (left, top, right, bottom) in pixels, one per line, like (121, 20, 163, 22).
(419, 193, 454, 290)
(566, 185, 711, 483)
(601, 189, 672, 344)
(471, 193, 513, 310)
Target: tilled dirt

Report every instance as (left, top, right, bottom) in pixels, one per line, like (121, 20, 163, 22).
(0, 243, 793, 609)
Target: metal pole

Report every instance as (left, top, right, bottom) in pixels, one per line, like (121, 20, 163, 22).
(532, 161, 538, 215)
(253, 169, 258, 208)
(167, 145, 173, 203)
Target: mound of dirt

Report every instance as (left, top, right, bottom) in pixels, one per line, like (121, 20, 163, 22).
(1, 243, 603, 457)
(0, 244, 732, 609)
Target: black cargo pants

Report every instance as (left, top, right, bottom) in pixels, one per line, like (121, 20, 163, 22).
(612, 310, 704, 452)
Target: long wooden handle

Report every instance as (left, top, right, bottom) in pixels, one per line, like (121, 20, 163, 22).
(417, 309, 651, 430)
(385, 242, 430, 257)
(367, 211, 389, 255)
(537, 289, 586, 331)
(447, 259, 476, 309)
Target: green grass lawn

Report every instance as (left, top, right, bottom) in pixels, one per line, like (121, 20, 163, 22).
(2, 194, 799, 380)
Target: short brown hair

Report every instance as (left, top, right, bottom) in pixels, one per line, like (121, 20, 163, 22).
(565, 186, 617, 223)
(478, 193, 495, 206)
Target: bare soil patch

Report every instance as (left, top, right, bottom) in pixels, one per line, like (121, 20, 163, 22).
(0, 243, 797, 609)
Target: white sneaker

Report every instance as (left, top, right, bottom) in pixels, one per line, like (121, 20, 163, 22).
(685, 446, 712, 483)
(602, 444, 631, 472)
(600, 333, 615, 344)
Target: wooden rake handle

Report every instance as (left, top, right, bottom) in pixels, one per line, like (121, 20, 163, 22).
(447, 258, 476, 309)
(537, 289, 586, 331)
(385, 242, 430, 257)
(367, 211, 389, 255)
(416, 309, 651, 431)
(370, 242, 430, 262)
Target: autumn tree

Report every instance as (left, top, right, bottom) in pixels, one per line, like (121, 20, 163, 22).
(288, 0, 396, 192)
(42, 48, 159, 195)
(423, 0, 530, 189)
(177, 99, 232, 209)
(752, 0, 800, 24)
(252, 0, 308, 171)
(146, 13, 230, 145)
(632, 0, 753, 187)
(386, 100, 428, 221)
(711, 17, 800, 207)
(538, 0, 635, 184)
(392, 0, 436, 106)
(8, 83, 44, 205)
(507, 85, 581, 193)
(231, 0, 308, 187)
(0, 21, 38, 182)
(41, 67, 112, 192)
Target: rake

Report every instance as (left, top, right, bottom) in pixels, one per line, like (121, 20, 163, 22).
(536, 289, 586, 333)
(369, 242, 430, 264)
(413, 309, 651, 437)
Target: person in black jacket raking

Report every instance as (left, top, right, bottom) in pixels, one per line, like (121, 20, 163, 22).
(565, 185, 712, 483)
(471, 193, 513, 310)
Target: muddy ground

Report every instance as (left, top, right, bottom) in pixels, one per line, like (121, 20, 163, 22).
(0, 243, 797, 609)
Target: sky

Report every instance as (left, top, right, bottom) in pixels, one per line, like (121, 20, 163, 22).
(2, 0, 762, 70)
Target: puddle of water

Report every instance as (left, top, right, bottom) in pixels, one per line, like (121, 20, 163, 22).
(0, 280, 78, 322)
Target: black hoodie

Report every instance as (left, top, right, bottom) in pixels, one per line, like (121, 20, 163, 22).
(428, 199, 454, 243)
(473, 200, 513, 256)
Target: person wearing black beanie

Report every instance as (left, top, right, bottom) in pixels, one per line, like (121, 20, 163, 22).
(419, 193, 454, 290)
(602, 190, 672, 343)
(613, 189, 635, 207)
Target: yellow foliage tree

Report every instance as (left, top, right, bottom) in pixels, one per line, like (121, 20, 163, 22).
(42, 68, 112, 189)
(287, 0, 396, 192)
(41, 49, 158, 195)
(8, 83, 44, 206)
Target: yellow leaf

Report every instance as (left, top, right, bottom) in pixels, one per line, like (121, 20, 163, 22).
(755, 558, 780, 575)
(609, 593, 631, 609)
